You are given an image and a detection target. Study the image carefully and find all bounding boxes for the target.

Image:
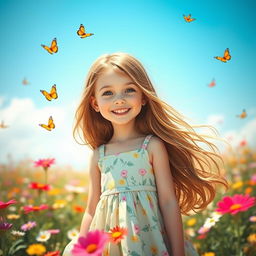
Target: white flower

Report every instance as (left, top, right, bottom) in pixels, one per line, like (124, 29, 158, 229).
(67, 228, 79, 240)
(65, 185, 86, 194)
(36, 230, 51, 242)
(11, 230, 25, 237)
(203, 212, 222, 229)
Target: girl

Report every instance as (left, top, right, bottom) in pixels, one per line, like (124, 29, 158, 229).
(63, 52, 227, 256)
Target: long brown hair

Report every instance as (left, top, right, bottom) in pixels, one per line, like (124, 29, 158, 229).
(73, 52, 228, 215)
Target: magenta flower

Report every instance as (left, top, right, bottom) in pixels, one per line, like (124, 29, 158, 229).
(21, 221, 37, 231)
(0, 217, 13, 230)
(34, 158, 55, 170)
(71, 230, 109, 256)
(216, 194, 255, 215)
(0, 199, 17, 209)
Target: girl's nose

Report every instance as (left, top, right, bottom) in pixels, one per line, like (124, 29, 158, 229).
(114, 93, 126, 104)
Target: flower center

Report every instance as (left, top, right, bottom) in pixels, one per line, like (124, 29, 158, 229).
(112, 231, 122, 238)
(86, 243, 97, 253)
(230, 203, 242, 210)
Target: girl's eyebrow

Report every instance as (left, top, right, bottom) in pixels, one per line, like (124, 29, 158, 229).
(99, 82, 135, 92)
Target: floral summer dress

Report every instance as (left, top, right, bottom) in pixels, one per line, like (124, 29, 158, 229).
(63, 135, 198, 256)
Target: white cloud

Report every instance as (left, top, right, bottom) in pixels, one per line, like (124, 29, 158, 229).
(0, 97, 92, 171)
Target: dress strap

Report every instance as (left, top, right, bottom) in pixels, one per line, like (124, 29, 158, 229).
(141, 135, 153, 150)
(99, 144, 105, 158)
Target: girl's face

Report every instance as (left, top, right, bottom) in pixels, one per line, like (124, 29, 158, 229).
(91, 67, 146, 126)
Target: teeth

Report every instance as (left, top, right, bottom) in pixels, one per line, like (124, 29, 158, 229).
(113, 108, 129, 113)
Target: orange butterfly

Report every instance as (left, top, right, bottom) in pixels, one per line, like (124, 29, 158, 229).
(41, 38, 58, 54)
(0, 120, 9, 129)
(40, 84, 58, 101)
(183, 14, 196, 22)
(22, 78, 30, 85)
(236, 109, 247, 119)
(208, 78, 216, 87)
(214, 48, 231, 62)
(77, 24, 94, 38)
(39, 116, 55, 131)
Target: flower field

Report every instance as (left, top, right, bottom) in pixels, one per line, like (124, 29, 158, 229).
(0, 144, 256, 256)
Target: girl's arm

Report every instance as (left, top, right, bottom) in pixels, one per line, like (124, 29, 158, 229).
(79, 149, 101, 237)
(148, 137, 185, 256)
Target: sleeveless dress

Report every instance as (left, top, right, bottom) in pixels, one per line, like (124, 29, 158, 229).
(63, 135, 198, 256)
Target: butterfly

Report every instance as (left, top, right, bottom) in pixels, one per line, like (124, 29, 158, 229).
(39, 116, 55, 131)
(41, 38, 58, 54)
(0, 121, 9, 129)
(40, 84, 58, 101)
(236, 109, 247, 119)
(208, 78, 216, 87)
(77, 24, 94, 38)
(22, 78, 30, 85)
(214, 48, 231, 62)
(183, 14, 196, 23)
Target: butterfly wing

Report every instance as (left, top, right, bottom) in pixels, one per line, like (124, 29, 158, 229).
(48, 116, 55, 129)
(224, 48, 231, 61)
(41, 44, 53, 54)
(40, 90, 53, 101)
(214, 56, 226, 62)
(39, 124, 51, 131)
(50, 38, 58, 53)
(50, 85, 58, 99)
(77, 24, 85, 37)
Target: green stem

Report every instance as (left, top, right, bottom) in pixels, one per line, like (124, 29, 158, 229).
(234, 213, 242, 256)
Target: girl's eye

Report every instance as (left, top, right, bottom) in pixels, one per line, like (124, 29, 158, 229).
(102, 91, 113, 96)
(126, 88, 136, 93)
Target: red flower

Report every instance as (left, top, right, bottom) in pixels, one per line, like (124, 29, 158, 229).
(29, 182, 51, 191)
(34, 158, 55, 169)
(0, 199, 17, 209)
(108, 226, 128, 244)
(23, 204, 48, 214)
(216, 194, 255, 215)
(73, 205, 85, 213)
(44, 251, 60, 256)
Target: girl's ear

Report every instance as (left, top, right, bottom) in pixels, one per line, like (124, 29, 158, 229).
(142, 98, 147, 106)
(90, 96, 100, 112)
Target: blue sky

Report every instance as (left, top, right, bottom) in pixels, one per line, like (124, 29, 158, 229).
(0, 0, 255, 170)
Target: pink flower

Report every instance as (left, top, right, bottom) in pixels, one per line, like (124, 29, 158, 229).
(71, 230, 109, 256)
(216, 194, 255, 215)
(21, 221, 37, 231)
(0, 217, 13, 230)
(0, 199, 17, 209)
(47, 229, 60, 234)
(23, 204, 48, 214)
(121, 170, 128, 178)
(198, 226, 210, 234)
(133, 224, 140, 234)
(161, 251, 169, 256)
(122, 196, 126, 201)
(249, 216, 256, 222)
(34, 158, 55, 169)
(138, 168, 147, 176)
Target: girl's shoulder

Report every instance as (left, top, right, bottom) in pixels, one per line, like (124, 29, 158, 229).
(147, 136, 167, 158)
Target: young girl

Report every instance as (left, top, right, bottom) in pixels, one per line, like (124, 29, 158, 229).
(63, 52, 227, 256)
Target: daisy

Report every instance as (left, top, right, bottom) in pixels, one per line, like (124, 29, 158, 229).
(36, 231, 51, 242)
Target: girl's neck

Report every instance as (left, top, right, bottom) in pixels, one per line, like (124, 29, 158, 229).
(110, 123, 142, 144)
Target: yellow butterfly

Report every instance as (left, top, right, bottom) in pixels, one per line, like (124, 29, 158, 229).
(214, 48, 231, 62)
(0, 121, 9, 129)
(39, 116, 55, 131)
(41, 38, 58, 54)
(183, 14, 196, 23)
(40, 84, 58, 101)
(77, 24, 94, 38)
(236, 109, 247, 119)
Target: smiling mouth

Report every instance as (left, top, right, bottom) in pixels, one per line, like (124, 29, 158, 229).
(111, 108, 131, 115)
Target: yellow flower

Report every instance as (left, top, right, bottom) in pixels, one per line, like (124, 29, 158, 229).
(119, 179, 126, 185)
(52, 199, 67, 209)
(26, 244, 46, 256)
(186, 218, 197, 226)
(47, 188, 61, 196)
(247, 233, 256, 244)
(141, 208, 147, 216)
(131, 235, 139, 242)
(107, 180, 115, 190)
(202, 253, 215, 256)
(133, 153, 139, 158)
(150, 245, 158, 254)
(7, 214, 20, 220)
(231, 181, 243, 189)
